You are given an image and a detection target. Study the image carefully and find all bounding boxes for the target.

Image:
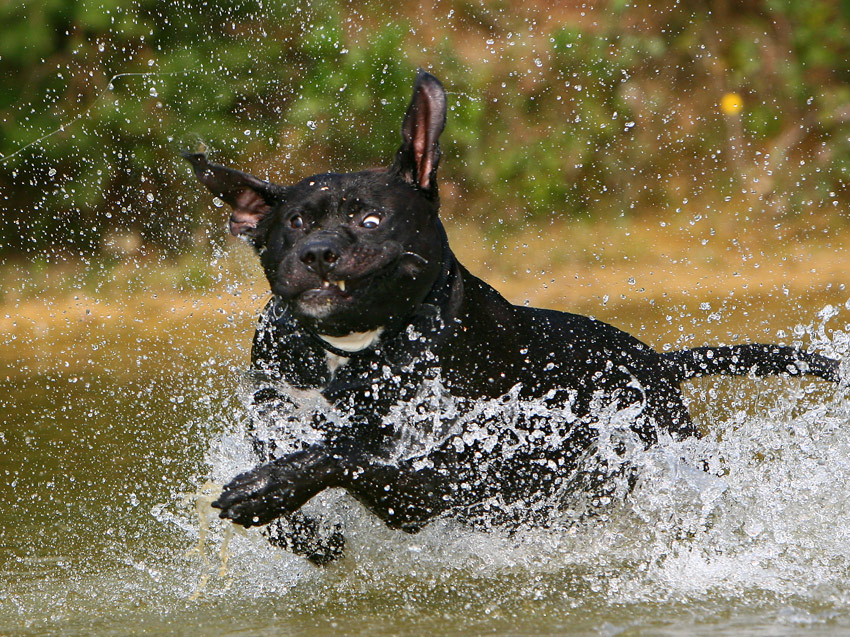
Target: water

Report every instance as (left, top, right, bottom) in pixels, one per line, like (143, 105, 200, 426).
(3, 0, 848, 629)
(3, 295, 850, 635)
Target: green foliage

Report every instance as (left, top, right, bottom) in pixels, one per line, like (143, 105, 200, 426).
(1, 0, 849, 257)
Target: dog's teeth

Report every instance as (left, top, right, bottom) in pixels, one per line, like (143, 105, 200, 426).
(338, 280, 346, 292)
(322, 280, 330, 289)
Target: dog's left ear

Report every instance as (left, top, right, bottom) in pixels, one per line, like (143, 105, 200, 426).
(392, 70, 447, 193)
(182, 151, 286, 237)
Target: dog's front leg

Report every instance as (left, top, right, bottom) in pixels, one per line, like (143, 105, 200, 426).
(212, 444, 344, 527)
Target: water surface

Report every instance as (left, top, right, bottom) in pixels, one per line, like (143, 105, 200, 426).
(3, 288, 850, 636)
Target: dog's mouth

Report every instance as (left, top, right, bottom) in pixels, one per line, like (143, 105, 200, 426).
(291, 270, 383, 324)
(301, 258, 400, 297)
(271, 243, 434, 330)
(288, 244, 414, 300)
(286, 257, 398, 314)
(302, 277, 351, 298)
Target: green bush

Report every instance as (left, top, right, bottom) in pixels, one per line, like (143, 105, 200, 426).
(1, 0, 848, 257)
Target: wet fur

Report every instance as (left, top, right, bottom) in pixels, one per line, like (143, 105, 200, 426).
(185, 71, 840, 565)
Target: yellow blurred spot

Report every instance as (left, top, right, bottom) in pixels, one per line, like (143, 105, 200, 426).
(720, 92, 744, 115)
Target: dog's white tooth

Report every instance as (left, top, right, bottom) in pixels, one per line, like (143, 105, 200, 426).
(338, 280, 346, 292)
(322, 280, 330, 289)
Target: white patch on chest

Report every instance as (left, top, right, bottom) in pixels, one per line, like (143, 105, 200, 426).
(325, 352, 350, 375)
(318, 328, 383, 374)
(318, 328, 384, 352)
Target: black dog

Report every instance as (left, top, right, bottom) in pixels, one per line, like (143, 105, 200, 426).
(185, 71, 840, 564)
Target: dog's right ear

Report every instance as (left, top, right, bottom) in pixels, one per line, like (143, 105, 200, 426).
(182, 151, 286, 238)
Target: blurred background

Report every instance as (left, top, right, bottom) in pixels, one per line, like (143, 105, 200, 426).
(2, 0, 849, 252)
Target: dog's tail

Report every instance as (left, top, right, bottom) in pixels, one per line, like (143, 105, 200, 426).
(664, 344, 842, 383)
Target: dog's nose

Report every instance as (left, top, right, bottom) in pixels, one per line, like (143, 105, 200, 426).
(299, 239, 340, 276)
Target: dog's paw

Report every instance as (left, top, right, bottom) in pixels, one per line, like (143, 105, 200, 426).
(212, 446, 341, 527)
(211, 465, 290, 527)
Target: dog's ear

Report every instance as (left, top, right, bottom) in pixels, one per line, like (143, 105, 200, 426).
(391, 70, 447, 193)
(182, 151, 286, 237)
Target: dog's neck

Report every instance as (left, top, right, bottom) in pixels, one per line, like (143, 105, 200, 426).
(317, 328, 384, 353)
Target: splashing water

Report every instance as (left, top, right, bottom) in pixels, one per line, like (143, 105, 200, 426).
(149, 306, 850, 628)
(5, 305, 850, 634)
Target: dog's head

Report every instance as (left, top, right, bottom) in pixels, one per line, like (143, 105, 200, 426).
(185, 71, 448, 337)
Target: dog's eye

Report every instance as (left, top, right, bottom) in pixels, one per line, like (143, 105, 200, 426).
(289, 214, 304, 229)
(361, 213, 381, 229)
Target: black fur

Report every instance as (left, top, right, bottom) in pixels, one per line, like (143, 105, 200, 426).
(185, 71, 840, 564)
